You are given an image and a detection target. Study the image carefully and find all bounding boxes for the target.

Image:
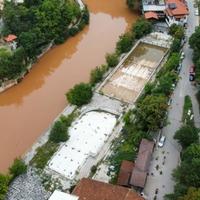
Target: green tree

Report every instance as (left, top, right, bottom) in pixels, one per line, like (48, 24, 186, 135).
(0, 174, 10, 200)
(171, 38, 182, 53)
(174, 125, 199, 148)
(9, 158, 27, 179)
(66, 83, 93, 106)
(116, 32, 134, 54)
(182, 144, 200, 162)
(179, 187, 200, 200)
(106, 53, 119, 68)
(169, 24, 184, 40)
(126, 0, 135, 11)
(49, 120, 69, 143)
(90, 66, 105, 86)
(132, 18, 152, 39)
(134, 95, 168, 131)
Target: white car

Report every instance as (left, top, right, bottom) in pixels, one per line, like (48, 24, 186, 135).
(158, 136, 166, 147)
(195, 9, 199, 16)
(180, 52, 185, 60)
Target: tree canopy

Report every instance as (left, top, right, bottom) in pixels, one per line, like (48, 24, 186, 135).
(132, 18, 152, 39)
(66, 83, 93, 106)
(174, 125, 199, 149)
(134, 95, 168, 131)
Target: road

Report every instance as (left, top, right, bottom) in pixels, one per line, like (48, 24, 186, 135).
(143, 1, 200, 199)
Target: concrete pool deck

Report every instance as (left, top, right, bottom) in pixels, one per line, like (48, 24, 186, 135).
(99, 33, 171, 104)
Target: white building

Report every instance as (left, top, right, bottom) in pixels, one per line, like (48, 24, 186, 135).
(49, 190, 79, 200)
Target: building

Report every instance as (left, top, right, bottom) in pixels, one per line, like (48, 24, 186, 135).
(117, 160, 134, 187)
(4, 34, 17, 50)
(49, 178, 144, 200)
(142, 0, 189, 26)
(49, 190, 79, 200)
(130, 139, 154, 188)
(165, 0, 189, 26)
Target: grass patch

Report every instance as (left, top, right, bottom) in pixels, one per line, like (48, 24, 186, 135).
(30, 141, 59, 169)
(182, 95, 194, 125)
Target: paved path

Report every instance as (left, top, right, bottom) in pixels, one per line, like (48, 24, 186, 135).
(144, 1, 200, 199)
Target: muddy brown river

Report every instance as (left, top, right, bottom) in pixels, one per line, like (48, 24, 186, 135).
(0, 0, 138, 172)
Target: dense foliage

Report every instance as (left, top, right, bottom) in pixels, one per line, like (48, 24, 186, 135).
(66, 83, 93, 106)
(132, 18, 152, 39)
(31, 113, 75, 169)
(174, 125, 199, 149)
(0, 174, 10, 200)
(9, 158, 27, 179)
(0, 0, 89, 82)
(126, 0, 135, 11)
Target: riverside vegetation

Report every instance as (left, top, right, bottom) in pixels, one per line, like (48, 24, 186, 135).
(0, 0, 89, 85)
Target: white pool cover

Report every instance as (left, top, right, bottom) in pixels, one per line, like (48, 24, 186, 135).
(48, 111, 116, 180)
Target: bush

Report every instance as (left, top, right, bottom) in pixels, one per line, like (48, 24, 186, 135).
(126, 0, 135, 11)
(30, 141, 59, 169)
(90, 66, 104, 86)
(49, 120, 69, 143)
(169, 24, 185, 40)
(9, 158, 27, 179)
(66, 83, 93, 106)
(106, 53, 119, 68)
(170, 38, 182, 53)
(174, 125, 199, 148)
(116, 32, 134, 54)
(132, 18, 152, 39)
(0, 174, 10, 200)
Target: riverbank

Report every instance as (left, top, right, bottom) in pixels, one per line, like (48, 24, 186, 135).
(0, 0, 138, 172)
(0, 0, 87, 94)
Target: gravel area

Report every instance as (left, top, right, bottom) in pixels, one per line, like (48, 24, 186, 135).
(6, 168, 51, 200)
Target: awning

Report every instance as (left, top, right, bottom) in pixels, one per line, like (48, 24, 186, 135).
(144, 11, 159, 20)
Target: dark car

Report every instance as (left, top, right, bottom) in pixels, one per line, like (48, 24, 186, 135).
(189, 74, 195, 81)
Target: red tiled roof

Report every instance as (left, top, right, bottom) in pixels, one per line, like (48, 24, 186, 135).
(117, 160, 134, 187)
(130, 139, 154, 188)
(165, 0, 189, 17)
(73, 178, 144, 200)
(144, 11, 159, 19)
(130, 169, 147, 188)
(4, 34, 17, 42)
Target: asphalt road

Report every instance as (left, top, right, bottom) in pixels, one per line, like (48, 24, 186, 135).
(143, 1, 200, 199)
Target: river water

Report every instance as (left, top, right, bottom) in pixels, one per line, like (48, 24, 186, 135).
(0, 0, 138, 172)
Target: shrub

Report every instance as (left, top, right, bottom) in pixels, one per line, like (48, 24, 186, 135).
(170, 38, 182, 53)
(132, 18, 152, 39)
(9, 158, 27, 179)
(49, 120, 69, 143)
(90, 66, 104, 86)
(0, 174, 10, 200)
(174, 125, 199, 149)
(66, 83, 93, 106)
(30, 141, 59, 169)
(116, 32, 134, 54)
(106, 53, 119, 68)
(126, 0, 135, 11)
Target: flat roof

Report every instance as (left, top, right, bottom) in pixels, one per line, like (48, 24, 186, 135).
(49, 190, 79, 200)
(48, 111, 116, 180)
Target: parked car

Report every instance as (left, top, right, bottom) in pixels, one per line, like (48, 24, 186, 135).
(158, 136, 166, 147)
(177, 63, 182, 73)
(180, 51, 185, 60)
(195, 8, 199, 16)
(189, 74, 195, 81)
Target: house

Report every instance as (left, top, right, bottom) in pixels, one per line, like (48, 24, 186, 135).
(117, 160, 134, 187)
(49, 178, 144, 200)
(165, 0, 189, 26)
(130, 139, 154, 188)
(4, 34, 17, 50)
(142, 0, 166, 19)
(72, 178, 144, 200)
